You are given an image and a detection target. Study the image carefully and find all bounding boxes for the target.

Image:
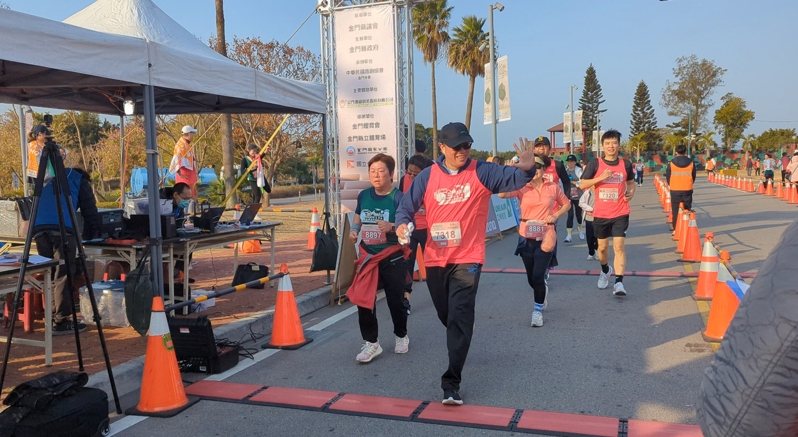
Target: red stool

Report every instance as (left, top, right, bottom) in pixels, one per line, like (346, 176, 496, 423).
(4, 288, 45, 333)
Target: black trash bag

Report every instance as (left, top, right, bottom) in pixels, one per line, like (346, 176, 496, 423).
(124, 252, 152, 336)
(310, 212, 338, 272)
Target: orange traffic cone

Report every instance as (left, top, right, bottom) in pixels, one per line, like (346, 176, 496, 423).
(679, 212, 702, 262)
(672, 202, 684, 240)
(306, 207, 320, 251)
(127, 296, 197, 417)
(790, 183, 798, 204)
(675, 209, 689, 249)
(693, 232, 718, 300)
(781, 181, 790, 201)
(703, 262, 746, 342)
(765, 180, 774, 195)
(413, 246, 427, 281)
(264, 273, 313, 349)
(776, 181, 783, 198)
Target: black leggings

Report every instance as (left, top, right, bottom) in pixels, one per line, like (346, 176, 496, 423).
(405, 228, 428, 293)
(520, 241, 554, 305)
(585, 220, 598, 256)
(566, 199, 583, 229)
(357, 257, 409, 343)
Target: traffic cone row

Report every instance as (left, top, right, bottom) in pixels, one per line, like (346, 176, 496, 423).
(130, 267, 311, 416)
(710, 169, 798, 203)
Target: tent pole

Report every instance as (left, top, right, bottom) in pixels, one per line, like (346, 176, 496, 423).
(119, 115, 126, 206)
(143, 85, 164, 295)
(19, 106, 28, 196)
(322, 113, 329, 216)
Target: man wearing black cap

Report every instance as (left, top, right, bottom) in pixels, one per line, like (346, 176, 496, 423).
(396, 122, 537, 406)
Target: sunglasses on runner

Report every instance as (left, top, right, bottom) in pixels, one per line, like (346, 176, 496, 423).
(450, 142, 472, 151)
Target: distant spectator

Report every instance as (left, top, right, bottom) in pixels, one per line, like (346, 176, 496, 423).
(781, 152, 791, 182)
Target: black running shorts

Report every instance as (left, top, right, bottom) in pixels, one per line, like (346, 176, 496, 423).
(592, 215, 630, 239)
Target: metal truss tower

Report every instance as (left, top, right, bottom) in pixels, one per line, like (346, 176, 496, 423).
(318, 0, 415, 228)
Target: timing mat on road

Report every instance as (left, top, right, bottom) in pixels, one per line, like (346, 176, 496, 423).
(482, 267, 756, 279)
(184, 380, 701, 437)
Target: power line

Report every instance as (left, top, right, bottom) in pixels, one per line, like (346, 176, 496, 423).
(285, 7, 317, 45)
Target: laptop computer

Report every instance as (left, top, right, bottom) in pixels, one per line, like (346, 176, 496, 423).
(237, 204, 261, 226)
(194, 207, 225, 232)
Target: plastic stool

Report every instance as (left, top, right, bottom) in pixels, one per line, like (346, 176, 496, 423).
(4, 288, 45, 333)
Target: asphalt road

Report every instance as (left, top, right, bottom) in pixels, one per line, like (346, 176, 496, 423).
(112, 176, 796, 436)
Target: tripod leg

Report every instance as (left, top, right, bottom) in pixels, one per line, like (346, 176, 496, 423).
(48, 162, 85, 369)
(49, 145, 122, 413)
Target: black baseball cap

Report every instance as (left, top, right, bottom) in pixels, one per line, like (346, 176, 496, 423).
(566, 154, 577, 162)
(31, 124, 48, 136)
(439, 122, 473, 147)
(533, 135, 551, 147)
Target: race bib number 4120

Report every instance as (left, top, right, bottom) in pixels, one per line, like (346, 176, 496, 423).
(430, 222, 462, 248)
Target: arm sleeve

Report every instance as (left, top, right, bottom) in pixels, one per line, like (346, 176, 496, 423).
(77, 174, 100, 239)
(396, 167, 431, 226)
(581, 160, 598, 179)
(475, 161, 536, 194)
(692, 162, 697, 181)
(556, 161, 571, 193)
(625, 160, 634, 181)
(393, 190, 404, 212)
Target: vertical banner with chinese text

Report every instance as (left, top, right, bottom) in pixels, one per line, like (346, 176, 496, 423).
(334, 5, 397, 181)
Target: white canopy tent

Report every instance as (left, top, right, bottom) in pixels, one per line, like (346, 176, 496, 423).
(0, 3, 326, 304)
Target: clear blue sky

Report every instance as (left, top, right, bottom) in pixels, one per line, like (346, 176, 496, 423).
(4, 0, 797, 152)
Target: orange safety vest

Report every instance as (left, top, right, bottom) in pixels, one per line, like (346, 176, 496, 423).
(669, 161, 694, 191)
(26, 141, 44, 178)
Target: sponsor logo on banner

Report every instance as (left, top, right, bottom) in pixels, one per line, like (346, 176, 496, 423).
(334, 5, 398, 181)
(491, 195, 517, 231)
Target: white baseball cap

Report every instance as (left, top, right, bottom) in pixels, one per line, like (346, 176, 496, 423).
(181, 125, 197, 134)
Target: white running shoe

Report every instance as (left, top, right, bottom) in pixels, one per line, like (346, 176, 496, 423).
(531, 311, 544, 327)
(564, 235, 572, 243)
(579, 231, 585, 240)
(356, 341, 383, 363)
(587, 254, 596, 261)
(394, 335, 409, 354)
(597, 266, 614, 289)
(613, 282, 627, 297)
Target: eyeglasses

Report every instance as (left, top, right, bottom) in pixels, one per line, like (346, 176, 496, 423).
(450, 142, 472, 151)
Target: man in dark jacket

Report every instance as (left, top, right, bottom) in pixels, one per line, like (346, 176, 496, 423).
(665, 144, 697, 232)
(32, 167, 100, 335)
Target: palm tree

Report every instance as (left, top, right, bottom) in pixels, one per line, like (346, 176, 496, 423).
(412, 0, 452, 159)
(447, 16, 489, 131)
(696, 131, 716, 156)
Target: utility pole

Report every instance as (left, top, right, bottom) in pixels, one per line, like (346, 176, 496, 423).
(488, 4, 497, 157)
(687, 108, 693, 157)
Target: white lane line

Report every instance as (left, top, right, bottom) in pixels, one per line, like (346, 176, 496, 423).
(110, 294, 372, 434)
(108, 415, 148, 436)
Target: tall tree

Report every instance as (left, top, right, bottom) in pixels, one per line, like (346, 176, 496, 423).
(629, 80, 659, 150)
(447, 15, 489, 130)
(412, 0, 452, 159)
(756, 128, 797, 152)
(578, 64, 606, 147)
(713, 93, 755, 150)
(215, 0, 237, 207)
(661, 55, 726, 133)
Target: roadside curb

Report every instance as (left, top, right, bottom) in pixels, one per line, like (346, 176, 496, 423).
(87, 284, 333, 401)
